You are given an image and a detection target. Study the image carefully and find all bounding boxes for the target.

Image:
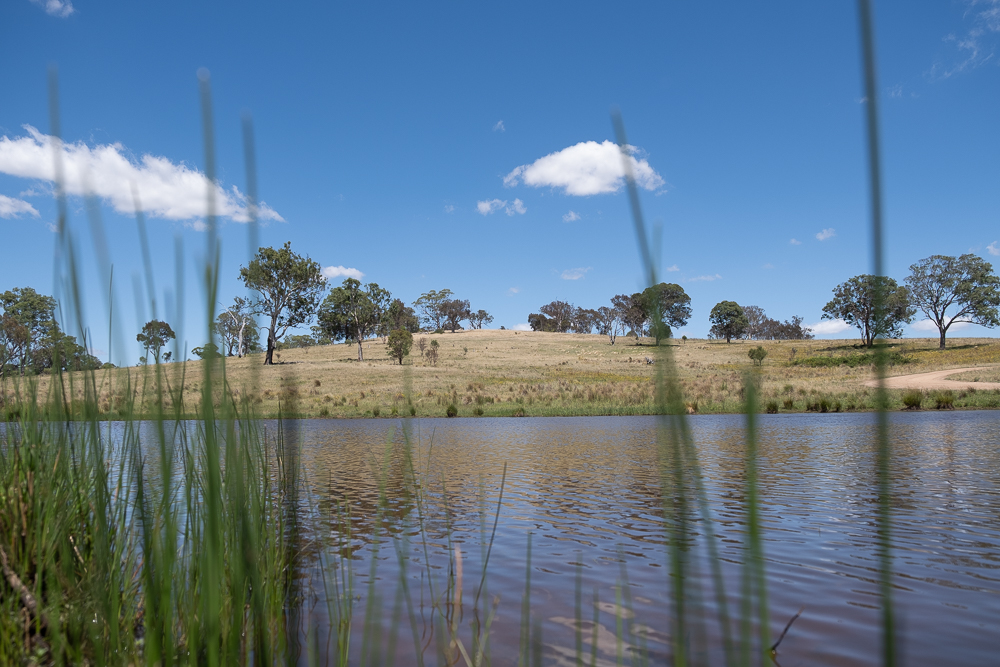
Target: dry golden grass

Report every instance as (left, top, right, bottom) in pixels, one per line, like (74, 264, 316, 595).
(6, 330, 1000, 417)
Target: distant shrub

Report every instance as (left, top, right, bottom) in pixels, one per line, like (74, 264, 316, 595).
(782, 398, 794, 410)
(792, 351, 911, 368)
(933, 391, 955, 410)
(765, 400, 778, 414)
(372, 407, 381, 417)
(819, 398, 830, 413)
(446, 404, 458, 418)
(319, 407, 329, 417)
(748, 346, 768, 366)
(473, 407, 484, 416)
(783, 384, 794, 394)
(409, 405, 416, 416)
(512, 407, 526, 417)
(434, 328, 445, 334)
(902, 389, 923, 410)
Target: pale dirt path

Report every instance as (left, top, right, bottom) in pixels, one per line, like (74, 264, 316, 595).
(862, 366, 1000, 390)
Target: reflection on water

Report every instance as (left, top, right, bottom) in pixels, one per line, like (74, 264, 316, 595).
(291, 412, 1000, 666)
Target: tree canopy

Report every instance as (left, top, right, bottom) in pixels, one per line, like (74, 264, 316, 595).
(137, 320, 176, 364)
(316, 278, 391, 361)
(905, 254, 1000, 349)
(641, 282, 691, 344)
(822, 274, 913, 347)
(709, 301, 748, 343)
(387, 328, 413, 365)
(239, 242, 326, 365)
(215, 297, 261, 357)
(414, 289, 453, 330)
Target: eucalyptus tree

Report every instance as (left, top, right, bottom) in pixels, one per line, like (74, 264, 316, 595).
(137, 320, 176, 364)
(239, 242, 326, 365)
(641, 282, 691, 344)
(317, 278, 391, 361)
(414, 289, 453, 330)
(905, 254, 1000, 349)
(822, 274, 913, 347)
(709, 301, 748, 343)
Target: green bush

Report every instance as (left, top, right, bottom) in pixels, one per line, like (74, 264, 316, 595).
(782, 398, 794, 410)
(791, 350, 911, 368)
(409, 405, 416, 416)
(748, 346, 768, 366)
(765, 400, 778, 414)
(446, 404, 458, 417)
(933, 391, 955, 409)
(473, 407, 484, 416)
(372, 406, 381, 417)
(902, 389, 923, 409)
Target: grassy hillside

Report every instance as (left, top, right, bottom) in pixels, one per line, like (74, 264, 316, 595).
(6, 330, 1000, 418)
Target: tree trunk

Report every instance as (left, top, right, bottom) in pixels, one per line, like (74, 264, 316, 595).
(357, 339, 364, 362)
(265, 333, 275, 365)
(939, 328, 947, 350)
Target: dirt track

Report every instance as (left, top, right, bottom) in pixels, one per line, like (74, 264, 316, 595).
(863, 367, 1000, 391)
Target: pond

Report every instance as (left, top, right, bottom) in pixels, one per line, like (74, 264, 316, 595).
(283, 412, 999, 666)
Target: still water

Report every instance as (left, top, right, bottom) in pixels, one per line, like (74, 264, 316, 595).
(288, 412, 1000, 666)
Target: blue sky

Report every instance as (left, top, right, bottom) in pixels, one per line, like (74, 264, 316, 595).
(2, 1, 999, 364)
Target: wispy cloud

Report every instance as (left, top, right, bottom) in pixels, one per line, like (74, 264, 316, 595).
(911, 318, 969, 332)
(790, 238, 802, 245)
(762, 263, 774, 269)
(476, 198, 526, 216)
(444, 204, 455, 213)
(665, 264, 679, 272)
(888, 84, 904, 98)
(493, 120, 505, 132)
(930, 1, 1000, 79)
(504, 140, 664, 196)
(816, 228, 836, 241)
(0, 194, 40, 219)
(0, 125, 282, 224)
(987, 241, 999, 256)
(322, 265, 364, 280)
(809, 319, 850, 335)
(562, 210, 580, 222)
(31, 0, 75, 18)
(507, 287, 520, 295)
(561, 267, 592, 280)
(688, 274, 722, 282)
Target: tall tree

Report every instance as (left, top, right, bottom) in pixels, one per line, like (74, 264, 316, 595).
(528, 313, 555, 332)
(381, 299, 420, 338)
(0, 287, 58, 376)
(316, 278, 391, 361)
(387, 328, 413, 365)
(905, 254, 1000, 349)
(570, 307, 599, 334)
(216, 297, 260, 357)
(822, 275, 913, 347)
(239, 242, 326, 365)
(595, 305, 621, 345)
(440, 298, 471, 333)
(414, 289, 453, 330)
(539, 300, 574, 333)
(612, 294, 647, 341)
(709, 301, 748, 343)
(468, 309, 494, 330)
(741, 305, 767, 340)
(137, 320, 176, 364)
(641, 283, 691, 344)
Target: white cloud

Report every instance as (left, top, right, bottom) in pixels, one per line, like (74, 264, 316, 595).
(816, 228, 836, 241)
(0, 194, 40, 219)
(0, 125, 283, 224)
(665, 264, 679, 272)
(808, 319, 851, 335)
(789, 238, 801, 245)
(512, 323, 532, 331)
(31, 0, 75, 18)
(561, 267, 592, 280)
(930, 3, 1000, 80)
(987, 241, 999, 256)
(493, 120, 505, 132)
(503, 140, 665, 196)
(888, 84, 903, 98)
(762, 263, 774, 269)
(562, 210, 580, 222)
(688, 274, 722, 282)
(444, 204, 455, 213)
(476, 198, 526, 216)
(910, 319, 970, 332)
(322, 265, 364, 280)
(507, 287, 519, 295)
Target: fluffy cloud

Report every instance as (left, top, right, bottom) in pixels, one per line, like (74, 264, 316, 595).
(987, 241, 999, 256)
(512, 323, 532, 331)
(911, 319, 969, 332)
(808, 319, 851, 335)
(0, 125, 283, 224)
(476, 198, 526, 216)
(816, 228, 836, 241)
(493, 120, 505, 132)
(322, 265, 364, 280)
(688, 274, 722, 282)
(444, 204, 455, 213)
(561, 267, 591, 280)
(507, 287, 520, 295)
(503, 140, 664, 196)
(31, 0, 75, 17)
(665, 264, 679, 272)
(0, 194, 40, 219)
(790, 238, 802, 245)
(562, 210, 580, 222)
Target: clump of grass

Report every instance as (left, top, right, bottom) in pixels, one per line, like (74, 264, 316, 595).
(902, 389, 923, 410)
(765, 400, 779, 414)
(446, 403, 458, 417)
(933, 390, 955, 409)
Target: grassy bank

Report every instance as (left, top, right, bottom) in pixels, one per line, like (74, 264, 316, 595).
(5, 331, 999, 419)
